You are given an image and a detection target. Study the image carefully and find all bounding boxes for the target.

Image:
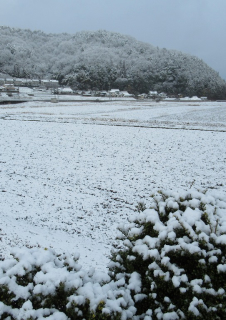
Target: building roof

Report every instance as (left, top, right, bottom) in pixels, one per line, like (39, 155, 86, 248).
(109, 89, 120, 92)
(60, 87, 73, 92)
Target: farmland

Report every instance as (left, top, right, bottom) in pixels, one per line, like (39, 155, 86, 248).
(0, 100, 226, 270)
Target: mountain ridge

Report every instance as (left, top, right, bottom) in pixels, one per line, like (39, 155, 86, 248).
(0, 26, 225, 99)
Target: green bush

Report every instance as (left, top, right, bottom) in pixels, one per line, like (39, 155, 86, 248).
(1, 189, 226, 319)
(109, 189, 226, 319)
(0, 248, 135, 319)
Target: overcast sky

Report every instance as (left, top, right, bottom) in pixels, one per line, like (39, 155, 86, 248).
(0, 0, 226, 80)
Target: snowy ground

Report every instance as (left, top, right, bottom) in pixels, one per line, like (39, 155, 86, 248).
(0, 100, 226, 270)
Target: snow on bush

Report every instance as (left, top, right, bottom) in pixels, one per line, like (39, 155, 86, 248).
(1, 189, 226, 319)
(109, 189, 226, 319)
(0, 247, 135, 319)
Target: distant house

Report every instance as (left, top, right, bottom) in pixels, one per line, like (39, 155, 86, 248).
(119, 91, 133, 97)
(5, 78, 14, 85)
(137, 93, 148, 99)
(18, 78, 39, 87)
(109, 89, 120, 97)
(99, 91, 108, 97)
(25, 79, 33, 86)
(159, 92, 167, 98)
(190, 96, 201, 101)
(41, 80, 48, 86)
(14, 79, 23, 86)
(32, 79, 40, 87)
(21, 79, 28, 86)
(83, 91, 92, 96)
(40, 79, 59, 89)
(59, 87, 73, 94)
(148, 91, 158, 98)
(2, 84, 19, 93)
(49, 80, 59, 88)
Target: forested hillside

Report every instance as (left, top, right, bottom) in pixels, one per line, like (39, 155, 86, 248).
(0, 26, 226, 99)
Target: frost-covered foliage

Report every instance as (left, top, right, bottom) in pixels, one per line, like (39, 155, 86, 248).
(109, 189, 226, 319)
(1, 189, 226, 319)
(0, 26, 226, 98)
(0, 248, 135, 319)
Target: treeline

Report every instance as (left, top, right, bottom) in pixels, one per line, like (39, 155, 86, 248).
(0, 26, 226, 99)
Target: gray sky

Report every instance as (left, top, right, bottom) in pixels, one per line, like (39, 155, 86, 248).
(1, 0, 226, 80)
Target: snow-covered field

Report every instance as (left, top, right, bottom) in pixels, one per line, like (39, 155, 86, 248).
(0, 100, 226, 270)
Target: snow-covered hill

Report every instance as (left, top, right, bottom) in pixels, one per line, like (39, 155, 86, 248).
(0, 27, 226, 99)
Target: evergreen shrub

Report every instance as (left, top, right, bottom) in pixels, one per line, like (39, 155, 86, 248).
(1, 189, 226, 319)
(0, 248, 135, 319)
(109, 189, 226, 319)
